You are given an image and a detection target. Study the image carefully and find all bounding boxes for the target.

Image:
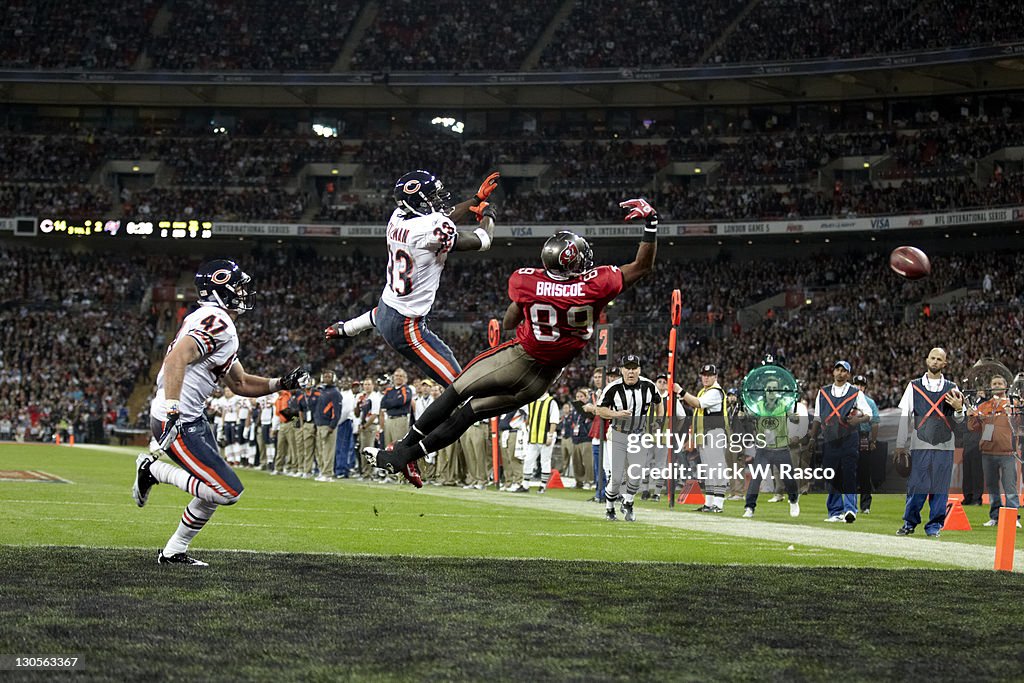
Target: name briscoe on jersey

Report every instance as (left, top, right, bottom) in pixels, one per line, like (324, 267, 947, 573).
(509, 265, 624, 367)
(152, 303, 239, 423)
(380, 207, 458, 318)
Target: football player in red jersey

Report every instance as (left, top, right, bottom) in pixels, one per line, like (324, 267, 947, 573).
(364, 198, 659, 484)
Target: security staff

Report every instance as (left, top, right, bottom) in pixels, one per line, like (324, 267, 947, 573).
(590, 355, 662, 522)
(808, 360, 872, 523)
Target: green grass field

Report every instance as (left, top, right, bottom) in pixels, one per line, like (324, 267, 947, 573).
(2, 443, 1024, 681)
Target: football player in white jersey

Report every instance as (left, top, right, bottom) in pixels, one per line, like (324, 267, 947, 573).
(132, 259, 311, 566)
(325, 169, 498, 387)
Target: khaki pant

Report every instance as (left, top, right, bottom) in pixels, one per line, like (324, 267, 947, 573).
(792, 443, 812, 494)
(568, 440, 592, 487)
(726, 446, 748, 496)
(358, 423, 378, 479)
(315, 425, 336, 477)
(501, 431, 522, 485)
(276, 421, 298, 473)
(383, 414, 409, 449)
(460, 422, 490, 486)
(436, 441, 464, 486)
(297, 422, 316, 475)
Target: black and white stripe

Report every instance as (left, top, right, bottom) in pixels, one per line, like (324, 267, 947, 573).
(600, 377, 660, 434)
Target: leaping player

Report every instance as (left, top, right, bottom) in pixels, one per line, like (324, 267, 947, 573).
(325, 169, 499, 386)
(363, 198, 660, 487)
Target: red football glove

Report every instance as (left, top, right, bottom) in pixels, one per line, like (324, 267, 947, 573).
(469, 201, 497, 222)
(619, 197, 656, 221)
(475, 171, 500, 203)
(325, 321, 347, 340)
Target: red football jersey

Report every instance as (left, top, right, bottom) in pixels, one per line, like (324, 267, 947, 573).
(508, 265, 624, 366)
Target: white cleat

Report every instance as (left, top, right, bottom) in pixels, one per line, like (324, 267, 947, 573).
(790, 501, 800, 518)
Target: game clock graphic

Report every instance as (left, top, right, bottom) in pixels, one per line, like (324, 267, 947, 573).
(38, 218, 212, 239)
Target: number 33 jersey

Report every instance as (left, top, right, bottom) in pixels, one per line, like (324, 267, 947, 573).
(152, 303, 239, 422)
(380, 208, 458, 318)
(508, 265, 624, 367)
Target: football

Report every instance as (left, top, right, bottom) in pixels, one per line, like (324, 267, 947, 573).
(889, 245, 931, 280)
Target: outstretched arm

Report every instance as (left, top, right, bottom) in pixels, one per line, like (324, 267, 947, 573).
(225, 362, 312, 398)
(617, 198, 658, 290)
(454, 203, 497, 252)
(449, 171, 500, 224)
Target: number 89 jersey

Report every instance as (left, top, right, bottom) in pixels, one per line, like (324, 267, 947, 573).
(508, 265, 624, 366)
(380, 207, 458, 318)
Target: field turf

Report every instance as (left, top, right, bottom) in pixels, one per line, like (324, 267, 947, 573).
(2, 443, 1023, 680)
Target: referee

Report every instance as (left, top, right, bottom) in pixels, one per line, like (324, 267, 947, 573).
(588, 355, 662, 521)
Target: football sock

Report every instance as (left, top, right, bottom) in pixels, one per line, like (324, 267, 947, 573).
(400, 386, 463, 449)
(605, 493, 618, 511)
(164, 498, 217, 556)
(150, 460, 234, 506)
(342, 309, 375, 336)
(416, 403, 479, 460)
(622, 492, 635, 505)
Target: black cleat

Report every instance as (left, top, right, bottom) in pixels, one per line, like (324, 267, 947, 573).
(605, 508, 617, 521)
(157, 551, 208, 566)
(896, 524, 916, 536)
(132, 453, 159, 508)
(622, 502, 636, 522)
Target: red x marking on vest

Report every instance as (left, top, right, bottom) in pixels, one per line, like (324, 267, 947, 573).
(912, 383, 952, 431)
(819, 388, 857, 426)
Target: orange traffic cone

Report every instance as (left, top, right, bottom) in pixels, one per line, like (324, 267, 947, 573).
(676, 479, 706, 506)
(55, 434, 61, 445)
(69, 434, 75, 446)
(546, 469, 565, 489)
(943, 499, 972, 531)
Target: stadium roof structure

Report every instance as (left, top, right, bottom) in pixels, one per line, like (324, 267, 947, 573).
(2, 42, 1023, 108)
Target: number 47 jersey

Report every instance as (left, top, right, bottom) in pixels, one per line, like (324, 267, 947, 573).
(508, 265, 624, 367)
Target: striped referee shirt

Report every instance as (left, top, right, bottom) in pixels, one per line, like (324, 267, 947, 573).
(600, 377, 661, 434)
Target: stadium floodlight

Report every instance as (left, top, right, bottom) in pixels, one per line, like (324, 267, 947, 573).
(312, 124, 338, 138)
(431, 117, 464, 134)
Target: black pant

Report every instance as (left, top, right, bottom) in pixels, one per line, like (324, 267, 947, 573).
(961, 442, 984, 504)
(745, 448, 798, 510)
(858, 446, 874, 511)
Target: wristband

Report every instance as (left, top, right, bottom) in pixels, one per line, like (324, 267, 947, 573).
(641, 229, 657, 243)
(269, 378, 281, 393)
(641, 213, 658, 242)
(474, 227, 492, 251)
(166, 399, 180, 413)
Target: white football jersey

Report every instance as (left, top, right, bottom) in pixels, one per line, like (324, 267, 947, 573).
(152, 303, 239, 422)
(258, 393, 277, 423)
(379, 208, 458, 317)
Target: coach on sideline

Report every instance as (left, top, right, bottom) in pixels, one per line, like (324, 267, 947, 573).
(587, 355, 662, 522)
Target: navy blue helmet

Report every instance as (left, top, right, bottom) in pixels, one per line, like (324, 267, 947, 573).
(393, 170, 452, 217)
(194, 259, 255, 313)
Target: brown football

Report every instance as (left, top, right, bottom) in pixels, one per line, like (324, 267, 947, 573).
(889, 246, 931, 280)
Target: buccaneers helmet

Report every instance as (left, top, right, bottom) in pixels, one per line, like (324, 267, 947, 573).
(541, 231, 593, 281)
(393, 170, 452, 217)
(194, 259, 255, 313)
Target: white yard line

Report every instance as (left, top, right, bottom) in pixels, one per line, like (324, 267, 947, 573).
(418, 487, 1017, 572)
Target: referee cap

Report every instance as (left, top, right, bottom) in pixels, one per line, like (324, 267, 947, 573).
(620, 354, 641, 368)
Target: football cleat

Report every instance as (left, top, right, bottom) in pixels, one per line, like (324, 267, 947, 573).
(157, 551, 208, 566)
(605, 508, 617, 521)
(363, 446, 422, 488)
(622, 502, 636, 522)
(132, 453, 159, 508)
(402, 460, 423, 489)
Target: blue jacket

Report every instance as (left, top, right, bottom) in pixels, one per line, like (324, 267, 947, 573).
(313, 385, 342, 428)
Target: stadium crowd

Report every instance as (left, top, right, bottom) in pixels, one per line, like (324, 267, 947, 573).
(3, 0, 1022, 72)
(0, 246, 189, 443)
(2, 114, 1022, 224)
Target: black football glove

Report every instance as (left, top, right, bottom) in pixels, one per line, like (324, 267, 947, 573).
(157, 401, 181, 453)
(279, 366, 313, 391)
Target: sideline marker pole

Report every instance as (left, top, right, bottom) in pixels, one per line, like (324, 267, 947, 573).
(488, 319, 501, 488)
(994, 506, 1017, 571)
(667, 289, 682, 508)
